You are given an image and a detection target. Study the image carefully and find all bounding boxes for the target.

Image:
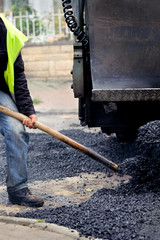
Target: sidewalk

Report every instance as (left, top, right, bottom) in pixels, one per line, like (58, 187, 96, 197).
(28, 79, 77, 113)
(28, 79, 80, 132)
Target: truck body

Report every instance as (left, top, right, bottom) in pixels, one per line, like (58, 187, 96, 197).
(63, 0, 160, 140)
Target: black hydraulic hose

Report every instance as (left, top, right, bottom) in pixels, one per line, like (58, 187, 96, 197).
(61, 0, 88, 47)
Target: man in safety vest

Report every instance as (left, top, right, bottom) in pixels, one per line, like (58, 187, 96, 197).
(0, 15, 44, 207)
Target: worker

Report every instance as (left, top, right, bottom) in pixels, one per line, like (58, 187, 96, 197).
(0, 15, 44, 207)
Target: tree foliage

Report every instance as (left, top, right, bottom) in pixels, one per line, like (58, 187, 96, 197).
(10, 0, 35, 16)
(54, 0, 62, 10)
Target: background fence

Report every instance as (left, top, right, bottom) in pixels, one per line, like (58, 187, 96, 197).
(8, 10, 73, 44)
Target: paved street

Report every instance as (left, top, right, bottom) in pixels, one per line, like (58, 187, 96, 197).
(0, 79, 101, 240)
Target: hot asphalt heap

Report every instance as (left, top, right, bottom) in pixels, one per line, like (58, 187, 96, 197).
(0, 121, 160, 240)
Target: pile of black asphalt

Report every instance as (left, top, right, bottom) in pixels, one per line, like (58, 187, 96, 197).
(0, 121, 160, 240)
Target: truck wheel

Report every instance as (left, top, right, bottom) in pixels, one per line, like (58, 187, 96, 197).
(101, 127, 112, 136)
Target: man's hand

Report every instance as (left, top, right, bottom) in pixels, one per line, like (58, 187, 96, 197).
(23, 114, 37, 129)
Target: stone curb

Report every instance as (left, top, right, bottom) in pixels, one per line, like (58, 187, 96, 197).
(0, 216, 101, 240)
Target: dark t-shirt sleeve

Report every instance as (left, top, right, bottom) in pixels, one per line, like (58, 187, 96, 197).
(14, 53, 35, 116)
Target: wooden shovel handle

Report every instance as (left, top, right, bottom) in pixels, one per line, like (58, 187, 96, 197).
(0, 105, 118, 172)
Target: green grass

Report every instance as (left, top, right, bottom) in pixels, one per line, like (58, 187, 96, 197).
(33, 98, 42, 105)
(37, 219, 45, 223)
(47, 84, 56, 89)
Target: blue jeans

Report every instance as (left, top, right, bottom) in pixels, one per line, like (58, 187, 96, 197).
(0, 91, 29, 192)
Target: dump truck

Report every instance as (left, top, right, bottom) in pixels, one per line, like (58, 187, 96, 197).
(62, 0, 160, 141)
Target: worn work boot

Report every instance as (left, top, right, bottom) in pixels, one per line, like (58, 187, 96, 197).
(8, 188, 44, 207)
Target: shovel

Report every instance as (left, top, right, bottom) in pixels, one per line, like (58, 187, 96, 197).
(0, 104, 118, 172)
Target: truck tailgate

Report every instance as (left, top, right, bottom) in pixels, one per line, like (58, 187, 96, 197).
(87, 0, 160, 101)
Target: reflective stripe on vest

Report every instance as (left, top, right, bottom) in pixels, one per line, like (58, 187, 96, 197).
(0, 14, 28, 96)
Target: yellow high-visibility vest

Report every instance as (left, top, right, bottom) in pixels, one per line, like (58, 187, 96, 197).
(0, 14, 28, 98)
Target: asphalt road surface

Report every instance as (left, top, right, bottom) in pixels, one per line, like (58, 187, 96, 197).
(0, 80, 159, 240)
